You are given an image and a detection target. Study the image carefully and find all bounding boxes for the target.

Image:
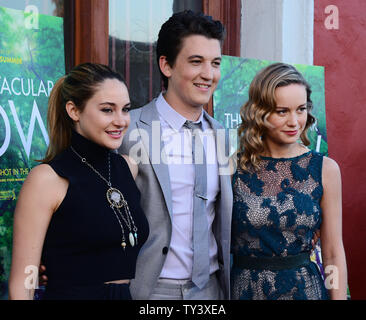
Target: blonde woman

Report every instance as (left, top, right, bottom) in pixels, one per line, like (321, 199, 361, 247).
(9, 63, 149, 300)
(231, 63, 347, 300)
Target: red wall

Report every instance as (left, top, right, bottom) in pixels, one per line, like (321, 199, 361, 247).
(314, 0, 366, 299)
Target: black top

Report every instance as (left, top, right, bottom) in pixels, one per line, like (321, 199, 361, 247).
(41, 131, 149, 289)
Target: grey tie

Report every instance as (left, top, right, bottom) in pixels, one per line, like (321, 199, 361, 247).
(184, 120, 209, 289)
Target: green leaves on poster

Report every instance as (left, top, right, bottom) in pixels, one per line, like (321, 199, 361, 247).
(0, 6, 65, 299)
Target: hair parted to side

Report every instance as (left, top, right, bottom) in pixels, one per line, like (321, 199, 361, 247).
(156, 10, 225, 89)
(41, 62, 125, 163)
(237, 62, 316, 171)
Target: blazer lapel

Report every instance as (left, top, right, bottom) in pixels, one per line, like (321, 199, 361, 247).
(137, 100, 173, 217)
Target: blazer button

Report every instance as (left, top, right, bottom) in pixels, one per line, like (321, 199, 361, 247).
(162, 247, 169, 255)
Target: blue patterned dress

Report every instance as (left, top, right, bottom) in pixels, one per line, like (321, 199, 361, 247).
(231, 150, 329, 300)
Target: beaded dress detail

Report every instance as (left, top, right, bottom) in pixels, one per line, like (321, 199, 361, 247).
(231, 150, 329, 300)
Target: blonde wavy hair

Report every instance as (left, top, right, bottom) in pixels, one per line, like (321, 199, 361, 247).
(237, 62, 316, 171)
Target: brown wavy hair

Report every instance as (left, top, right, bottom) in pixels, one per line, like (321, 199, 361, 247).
(237, 62, 316, 171)
(41, 63, 125, 163)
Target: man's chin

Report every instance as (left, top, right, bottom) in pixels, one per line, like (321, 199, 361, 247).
(192, 100, 209, 109)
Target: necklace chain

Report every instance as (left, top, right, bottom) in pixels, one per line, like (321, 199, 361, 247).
(71, 147, 112, 186)
(70, 146, 138, 250)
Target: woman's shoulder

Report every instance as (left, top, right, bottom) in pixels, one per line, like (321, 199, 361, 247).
(26, 163, 65, 187)
(320, 156, 342, 201)
(322, 155, 341, 176)
(19, 163, 68, 209)
(320, 155, 342, 190)
(28, 163, 58, 179)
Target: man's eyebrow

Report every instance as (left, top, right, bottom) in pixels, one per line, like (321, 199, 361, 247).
(187, 55, 222, 60)
(188, 55, 203, 59)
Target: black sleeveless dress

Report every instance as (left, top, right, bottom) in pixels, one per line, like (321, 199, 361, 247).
(40, 131, 149, 300)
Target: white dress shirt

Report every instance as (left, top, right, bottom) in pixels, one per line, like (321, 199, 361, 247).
(156, 93, 220, 280)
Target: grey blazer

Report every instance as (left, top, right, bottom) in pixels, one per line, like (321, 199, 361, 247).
(119, 99, 233, 300)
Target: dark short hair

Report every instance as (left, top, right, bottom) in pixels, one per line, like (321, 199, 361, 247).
(156, 10, 225, 89)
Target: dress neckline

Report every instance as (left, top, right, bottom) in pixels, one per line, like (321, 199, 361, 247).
(70, 130, 111, 164)
(260, 150, 312, 161)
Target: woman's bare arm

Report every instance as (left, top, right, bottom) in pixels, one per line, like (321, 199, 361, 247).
(8, 164, 68, 300)
(320, 156, 348, 300)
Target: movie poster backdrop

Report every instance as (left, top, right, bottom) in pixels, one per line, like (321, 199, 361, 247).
(0, 6, 64, 299)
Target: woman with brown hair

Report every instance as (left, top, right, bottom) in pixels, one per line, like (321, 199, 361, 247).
(8, 63, 149, 300)
(231, 62, 347, 300)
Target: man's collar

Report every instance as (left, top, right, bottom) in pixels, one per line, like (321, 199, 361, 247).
(156, 93, 204, 131)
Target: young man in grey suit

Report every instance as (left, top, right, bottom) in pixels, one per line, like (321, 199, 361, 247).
(120, 10, 233, 300)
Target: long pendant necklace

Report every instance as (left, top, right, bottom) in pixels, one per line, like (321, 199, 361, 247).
(71, 146, 138, 250)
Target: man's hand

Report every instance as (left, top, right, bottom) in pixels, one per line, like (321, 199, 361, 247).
(311, 230, 321, 250)
(39, 264, 48, 286)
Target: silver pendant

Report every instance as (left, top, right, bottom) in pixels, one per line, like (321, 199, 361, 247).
(129, 232, 135, 247)
(106, 188, 124, 208)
